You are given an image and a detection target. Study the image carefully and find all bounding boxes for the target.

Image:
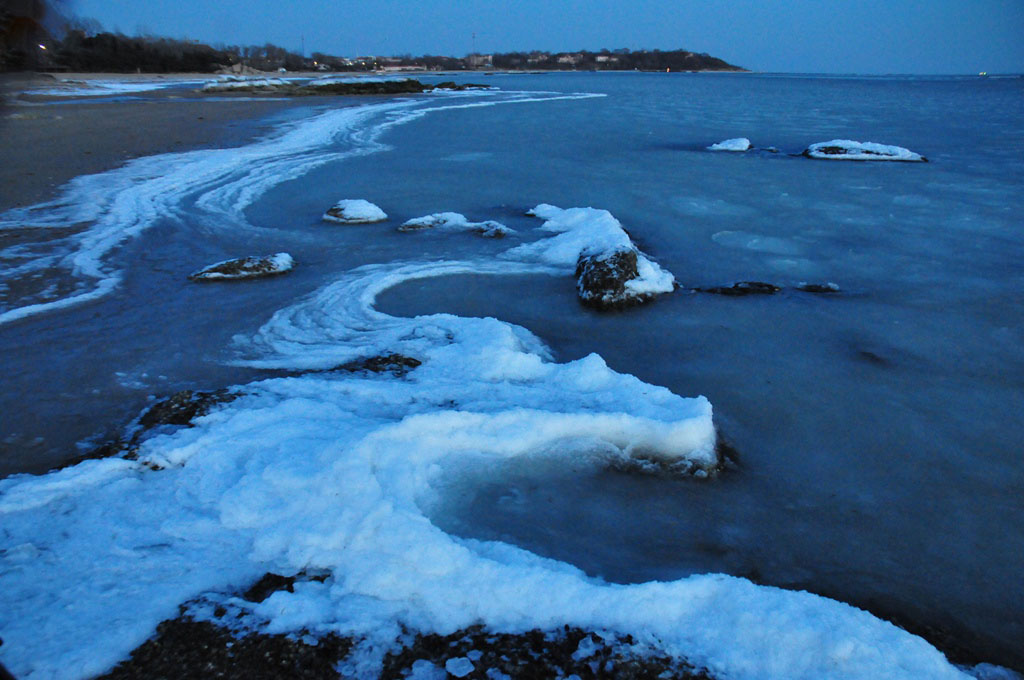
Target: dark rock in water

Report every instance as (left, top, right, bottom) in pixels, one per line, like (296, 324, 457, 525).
(697, 281, 781, 296)
(332, 353, 422, 376)
(189, 253, 293, 281)
(62, 389, 238, 469)
(293, 78, 429, 96)
(576, 248, 654, 310)
(432, 81, 490, 91)
(807, 145, 847, 156)
(243, 573, 297, 603)
(139, 389, 238, 429)
(797, 282, 841, 294)
(381, 625, 717, 680)
(802, 140, 928, 162)
(96, 618, 352, 680)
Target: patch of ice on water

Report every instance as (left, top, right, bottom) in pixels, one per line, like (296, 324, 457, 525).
(712, 231, 803, 256)
(708, 137, 751, 152)
(671, 196, 757, 218)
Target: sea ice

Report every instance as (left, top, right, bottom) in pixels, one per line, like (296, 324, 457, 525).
(708, 137, 752, 151)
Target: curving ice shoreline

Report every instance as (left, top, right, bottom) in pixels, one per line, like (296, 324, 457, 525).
(0, 87, 602, 327)
(0, 83, 994, 679)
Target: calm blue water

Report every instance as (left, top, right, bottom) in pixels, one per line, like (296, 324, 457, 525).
(2, 72, 1022, 669)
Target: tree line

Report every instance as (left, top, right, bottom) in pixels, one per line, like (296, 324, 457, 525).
(2, 1, 741, 74)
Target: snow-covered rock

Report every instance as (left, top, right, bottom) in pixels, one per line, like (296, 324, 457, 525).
(322, 199, 388, 224)
(512, 204, 676, 310)
(399, 212, 513, 238)
(803, 139, 927, 162)
(708, 137, 752, 152)
(188, 253, 293, 281)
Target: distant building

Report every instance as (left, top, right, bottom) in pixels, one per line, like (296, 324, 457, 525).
(466, 53, 492, 68)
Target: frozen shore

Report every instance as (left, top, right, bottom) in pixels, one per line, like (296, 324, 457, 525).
(0, 73, 304, 211)
(0, 74, 1018, 680)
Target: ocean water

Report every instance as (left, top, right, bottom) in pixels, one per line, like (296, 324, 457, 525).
(1, 73, 1022, 678)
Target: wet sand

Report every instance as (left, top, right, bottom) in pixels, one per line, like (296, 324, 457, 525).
(0, 73, 303, 211)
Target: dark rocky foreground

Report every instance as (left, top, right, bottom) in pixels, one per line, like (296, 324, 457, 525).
(97, 614, 717, 680)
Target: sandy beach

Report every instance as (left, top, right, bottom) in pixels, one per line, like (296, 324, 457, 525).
(0, 73, 311, 211)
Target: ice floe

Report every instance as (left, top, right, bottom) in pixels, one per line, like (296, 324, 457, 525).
(803, 139, 927, 162)
(322, 199, 389, 224)
(708, 137, 752, 152)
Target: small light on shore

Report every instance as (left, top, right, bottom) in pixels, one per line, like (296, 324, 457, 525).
(38, 44, 47, 50)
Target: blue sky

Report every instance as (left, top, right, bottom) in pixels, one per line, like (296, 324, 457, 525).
(70, 0, 1024, 74)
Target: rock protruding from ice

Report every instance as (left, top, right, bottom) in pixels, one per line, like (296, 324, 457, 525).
(322, 199, 388, 224)
(708, 137, 752, 152)
(399, 212, 513, 238)
(511, 204, 676, 310)
(697, 281, 781, 296)
(188, 253, 293, 281)
(803, 139, 927, 162)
